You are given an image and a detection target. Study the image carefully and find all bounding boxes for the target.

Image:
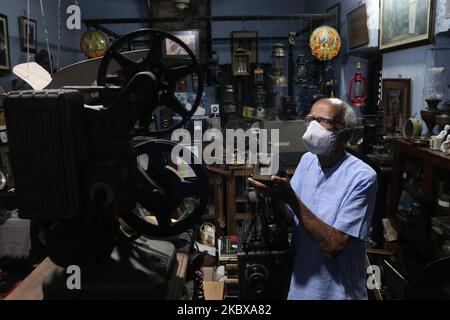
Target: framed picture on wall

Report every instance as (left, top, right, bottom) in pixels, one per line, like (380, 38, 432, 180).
(0, 13, 11, 72)
(19, 16, 37, 54)
(379, 0, 435, 52)
(231, 31, 259, 64)
(326, 3, 341, 31)
(347, 4, 369, 49)
(163, 30, 200, 59)
(382, 79, 411, 135)
(150, 0, 211, 65)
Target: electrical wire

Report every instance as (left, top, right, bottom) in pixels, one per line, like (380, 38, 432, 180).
(39, 0, 54, 76)
(57, 0, 61, 70)
(26, 0, 30, 80)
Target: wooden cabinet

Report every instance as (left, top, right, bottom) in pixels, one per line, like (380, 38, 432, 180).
(388, 139, 450, 277)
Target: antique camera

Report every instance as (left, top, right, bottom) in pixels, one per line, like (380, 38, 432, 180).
(239, 158, 292, 300)
(238, 190, 292, 300)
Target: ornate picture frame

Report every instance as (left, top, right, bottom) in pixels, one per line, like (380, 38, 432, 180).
(0, 13, 11, 72)
(379, 0, 435, 52)
(382, 79, 411, 135)
(19, 16, 37, 54)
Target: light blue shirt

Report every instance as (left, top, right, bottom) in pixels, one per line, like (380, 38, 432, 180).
(287, 152, 377, 300)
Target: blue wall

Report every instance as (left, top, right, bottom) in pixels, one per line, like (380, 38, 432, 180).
(0, 0, 311, 92)
(0, 0, 84, 91)
(79, 0, 148, 35)
(305, 0, 380, 119)
(307, 0, 450, 132)
(5, 0, 448, 120)
(211, 0, 307, 64)
(0, 0, 150, 91)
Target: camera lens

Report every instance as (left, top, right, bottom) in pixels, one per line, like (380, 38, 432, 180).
(246, 264, 268, 294)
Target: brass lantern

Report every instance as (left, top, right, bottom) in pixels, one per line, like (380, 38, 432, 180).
(271, 44, 287, 87)
(232, 48, 250, 76)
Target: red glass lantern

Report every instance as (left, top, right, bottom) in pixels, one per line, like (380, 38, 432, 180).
(348, 62, 367, 107)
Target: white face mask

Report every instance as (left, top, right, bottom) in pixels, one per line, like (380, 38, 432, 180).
(302, 120, 343, 156)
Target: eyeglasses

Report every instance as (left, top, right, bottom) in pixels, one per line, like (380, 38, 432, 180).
(304, 115, 344, 128)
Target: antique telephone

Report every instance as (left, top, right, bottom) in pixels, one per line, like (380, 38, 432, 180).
(1, 29, 209, 299)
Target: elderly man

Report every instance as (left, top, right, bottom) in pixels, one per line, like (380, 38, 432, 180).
(249, 98, 377, 300)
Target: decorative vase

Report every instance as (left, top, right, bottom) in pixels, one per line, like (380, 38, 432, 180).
(422, 67, 445, 136)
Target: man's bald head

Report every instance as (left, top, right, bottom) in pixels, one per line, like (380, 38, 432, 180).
(310, 98, 345, 129)
(310, 98, 357, 130)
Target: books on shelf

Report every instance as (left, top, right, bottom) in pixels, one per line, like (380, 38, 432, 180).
(218, 235, 238, 262)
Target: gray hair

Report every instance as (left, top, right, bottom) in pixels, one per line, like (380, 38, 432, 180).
(328, 98, 358, 129)
(342, 102, 358, 129)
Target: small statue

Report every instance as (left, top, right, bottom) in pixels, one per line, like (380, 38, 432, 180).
(438, 125, 450, 140)
(435, 125, 450, 151)
(441, 135, 450, 154)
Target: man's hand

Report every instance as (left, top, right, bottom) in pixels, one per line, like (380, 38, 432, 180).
(248, 175, 297, 206)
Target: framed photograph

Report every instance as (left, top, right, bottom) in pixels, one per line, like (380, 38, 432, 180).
(231, 31, 259, 64)
(326, 3, 341, 31)
(163, 30, 200, 59)
(0, 13, 11, 72)
(382, 79, 411, 135)
(150, 0, 211, 65)
(379, 0, 435, 52)
(347, 4, 369, 49)
(19, 16, 37, 54)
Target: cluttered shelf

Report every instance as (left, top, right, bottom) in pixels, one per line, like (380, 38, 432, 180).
(388, 139, 450, 268)
(396, 139, 450, 170)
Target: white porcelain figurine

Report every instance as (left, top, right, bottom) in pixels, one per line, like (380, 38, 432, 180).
(441, 135, 450, 154)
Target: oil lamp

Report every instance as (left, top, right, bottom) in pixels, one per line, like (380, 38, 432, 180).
(232, 48, 250, 76)
(271, 44, 287, 87)
(424, 67, 445, 108)
(348, 61, 367, 107)
(421, 67, 445, 136)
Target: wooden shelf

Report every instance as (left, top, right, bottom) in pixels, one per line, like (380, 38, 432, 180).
(236, 197, 247, 203)
(388, 139, 450, 269)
